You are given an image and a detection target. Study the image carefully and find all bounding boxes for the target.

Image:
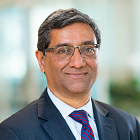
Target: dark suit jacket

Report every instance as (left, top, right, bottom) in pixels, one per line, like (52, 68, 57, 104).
(0, 88, 140, 140)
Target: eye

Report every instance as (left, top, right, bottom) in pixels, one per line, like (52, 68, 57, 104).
(85, 47, 94, 52)
(56, 46, 68, 54)
(83, 45, 94, 53)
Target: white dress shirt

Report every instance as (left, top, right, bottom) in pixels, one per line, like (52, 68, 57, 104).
(47, 88, 99, 140)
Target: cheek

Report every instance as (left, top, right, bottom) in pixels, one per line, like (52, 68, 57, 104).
(87, 58, 100, 82)
(47, 58, 69, 77)
(56, 59, 70, 71)
(44, 57, 55, 77)
(87, 58, 99, 70)
(96, 57, 100, 72)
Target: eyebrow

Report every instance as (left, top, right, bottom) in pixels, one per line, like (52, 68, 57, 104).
(55, 43, 70, 48)
(54, 41, 96, 48)
(82, 41, 95, 45)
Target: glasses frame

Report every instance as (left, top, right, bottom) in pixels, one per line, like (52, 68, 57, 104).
(43, 44, 100, 59)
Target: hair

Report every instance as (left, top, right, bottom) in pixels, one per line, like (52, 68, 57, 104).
(37, 8, 101, 51)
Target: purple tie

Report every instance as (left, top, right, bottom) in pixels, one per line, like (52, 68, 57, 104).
(69, 110, 95, 140)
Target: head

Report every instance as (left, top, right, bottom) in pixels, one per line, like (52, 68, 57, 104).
(36, 8, 101, 108)
(37, 8, 101, 52)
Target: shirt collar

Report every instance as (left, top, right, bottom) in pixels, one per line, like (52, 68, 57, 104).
(47, 88, 94, 119)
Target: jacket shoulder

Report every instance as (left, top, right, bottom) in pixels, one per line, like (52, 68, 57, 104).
(94, 100, 134, 117)
(0, 100, 39, 139)
(0, 99, 38, 126)
(94, 100, 140, 134)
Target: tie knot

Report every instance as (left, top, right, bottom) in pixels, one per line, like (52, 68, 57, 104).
(69, 110, 89, 126)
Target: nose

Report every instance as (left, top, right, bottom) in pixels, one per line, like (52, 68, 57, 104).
(69, 48, 86, 68)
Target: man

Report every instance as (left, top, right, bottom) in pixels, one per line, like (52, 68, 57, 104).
(0, 8, 139, 140)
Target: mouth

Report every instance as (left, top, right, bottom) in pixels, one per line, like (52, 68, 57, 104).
(65, 72, 87, 78)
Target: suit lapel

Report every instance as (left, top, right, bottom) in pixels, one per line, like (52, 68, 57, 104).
(42, 111, 76, 140)
(38, 88, 76, 140)
(92, 100, 119, 140)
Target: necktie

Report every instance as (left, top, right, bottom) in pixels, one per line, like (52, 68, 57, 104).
(69, 110, 95, 140)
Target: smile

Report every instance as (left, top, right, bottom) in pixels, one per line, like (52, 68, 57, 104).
(65, 72, 87, 78)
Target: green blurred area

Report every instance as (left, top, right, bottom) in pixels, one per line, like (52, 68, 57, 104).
(110, 78, 140, 117)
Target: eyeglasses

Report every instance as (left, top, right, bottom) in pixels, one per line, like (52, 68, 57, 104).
(43, 44, 100, 60)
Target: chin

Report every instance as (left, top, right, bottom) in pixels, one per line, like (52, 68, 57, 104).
(67, 86, 91, 95)
(61, 79, 94, 95)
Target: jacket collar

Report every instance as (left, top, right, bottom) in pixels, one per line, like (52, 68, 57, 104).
(38, 88, 76, 140)
(92, 99, 119, 140)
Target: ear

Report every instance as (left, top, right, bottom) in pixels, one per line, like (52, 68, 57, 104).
(35, 50, 45, 73)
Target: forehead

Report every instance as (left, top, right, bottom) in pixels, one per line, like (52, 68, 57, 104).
(49, 22, 97, 46)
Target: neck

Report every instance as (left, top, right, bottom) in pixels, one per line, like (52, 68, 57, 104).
(62, 96, 90, 109)
(48, 86, 91, 109)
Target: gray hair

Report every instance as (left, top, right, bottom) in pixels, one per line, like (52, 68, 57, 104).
(37, 8, 101, 51)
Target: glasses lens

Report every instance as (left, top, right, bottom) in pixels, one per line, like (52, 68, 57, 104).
(80, 45, 98, 57)
(54, 46, 73, 59)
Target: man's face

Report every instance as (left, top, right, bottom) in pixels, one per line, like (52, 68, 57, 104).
(36, 22, 100, 101)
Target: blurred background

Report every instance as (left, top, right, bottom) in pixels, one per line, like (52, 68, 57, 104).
(0, 0, 140, 122)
